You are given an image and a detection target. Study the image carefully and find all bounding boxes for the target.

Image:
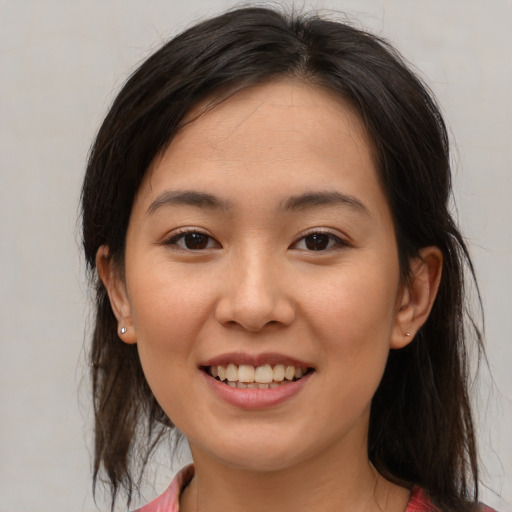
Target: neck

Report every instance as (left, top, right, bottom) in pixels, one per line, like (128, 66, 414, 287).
(180, 435, 409, 512)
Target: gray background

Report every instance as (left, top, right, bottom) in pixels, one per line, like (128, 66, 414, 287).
(0, 0, 511, 510)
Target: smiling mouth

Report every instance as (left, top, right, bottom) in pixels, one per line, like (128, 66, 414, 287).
(202, 364, 315, 389)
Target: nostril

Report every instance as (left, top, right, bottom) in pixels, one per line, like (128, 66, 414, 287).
(214, 285, 296, 332)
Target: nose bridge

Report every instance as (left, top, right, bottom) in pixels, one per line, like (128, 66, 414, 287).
(215, 243, 294, 331)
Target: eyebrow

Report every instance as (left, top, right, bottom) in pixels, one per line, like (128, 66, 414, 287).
(146, 189, 369, 217)
(146, 190, 232, 215)
(281, 191, 369, 215)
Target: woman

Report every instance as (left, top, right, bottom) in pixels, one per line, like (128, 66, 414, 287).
(82, 7, 493, 512)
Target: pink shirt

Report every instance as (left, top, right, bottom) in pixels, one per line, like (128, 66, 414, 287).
(134, 464, 496, 512)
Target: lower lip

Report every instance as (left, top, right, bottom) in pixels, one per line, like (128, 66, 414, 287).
(201, 371, 313, 410)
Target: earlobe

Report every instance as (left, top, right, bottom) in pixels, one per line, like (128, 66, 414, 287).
(391, 246, 443, 349)
(96, 246, 137, 344)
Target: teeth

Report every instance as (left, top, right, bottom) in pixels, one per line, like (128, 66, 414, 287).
(238, 365, 255, 383)
(208, 363, 310, 386)
(226, 363, 238, 382)
(254, 364, 273, 383)
(273, 364, 285, 381)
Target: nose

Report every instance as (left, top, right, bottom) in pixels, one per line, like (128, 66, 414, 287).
(214, 251, 295, 332)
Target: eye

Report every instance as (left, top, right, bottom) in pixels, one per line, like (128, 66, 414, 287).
(292, 232, 346, 251)
(166, 230, 220, 251)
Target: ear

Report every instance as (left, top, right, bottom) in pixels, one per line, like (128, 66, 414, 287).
(391, 246, 443, 349)
(96, 245, 137, 344)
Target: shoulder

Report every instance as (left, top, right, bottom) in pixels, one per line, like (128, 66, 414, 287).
(407, 487, 497, 512)
(133, 464, 195, 512)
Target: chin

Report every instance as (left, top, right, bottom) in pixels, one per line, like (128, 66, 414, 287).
(192, 429, 317, 473)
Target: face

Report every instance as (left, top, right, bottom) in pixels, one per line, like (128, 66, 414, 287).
(111, 80, 411, 472)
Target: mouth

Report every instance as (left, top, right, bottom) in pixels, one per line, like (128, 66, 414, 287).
(201, 363, 315, 389)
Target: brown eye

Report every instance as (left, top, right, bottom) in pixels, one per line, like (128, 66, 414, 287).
(292, 232, 346, 251)
(167, 231, 220, 250)
(184, 233, 209, 249)
(304, 233, 331, 250)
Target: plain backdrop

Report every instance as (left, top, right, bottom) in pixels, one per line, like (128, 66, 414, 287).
(0, 0, 511, 510)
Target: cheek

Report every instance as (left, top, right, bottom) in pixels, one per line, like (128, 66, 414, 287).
(125, 266, 215, 397)
(128, 262, 213, 344)
(303, 270, 396, 429)
(303, 260, 399, 368)
(309, 259, 398, 320)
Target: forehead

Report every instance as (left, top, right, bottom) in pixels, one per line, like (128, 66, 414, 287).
(136, 79, 385, 218)
(175, 79, 372, 163)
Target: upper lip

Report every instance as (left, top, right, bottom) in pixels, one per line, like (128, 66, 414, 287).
(200, 352, 314, 369)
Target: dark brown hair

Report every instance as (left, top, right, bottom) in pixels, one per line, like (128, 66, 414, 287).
(82, 6, 484, 511)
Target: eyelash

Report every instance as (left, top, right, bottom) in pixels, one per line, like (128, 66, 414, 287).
(163, 229, 348, 252)
(164, 229, 220, 251)
(290, 230, 347, 252)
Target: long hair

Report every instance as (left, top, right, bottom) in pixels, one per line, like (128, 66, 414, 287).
(81, 7, 484, 511)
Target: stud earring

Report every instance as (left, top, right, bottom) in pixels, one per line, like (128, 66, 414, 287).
(120, 327, 127, 334)
(405, 332, 411, 337)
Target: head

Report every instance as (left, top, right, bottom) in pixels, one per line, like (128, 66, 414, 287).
(82, 6, 483, 511)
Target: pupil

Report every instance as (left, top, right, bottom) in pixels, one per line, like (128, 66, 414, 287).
(305, 233, 329, 250)
(185, 233, 208, 249)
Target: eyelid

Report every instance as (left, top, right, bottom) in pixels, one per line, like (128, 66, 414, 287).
(162, 227, 221, 250)
(290, 228, 349, 251)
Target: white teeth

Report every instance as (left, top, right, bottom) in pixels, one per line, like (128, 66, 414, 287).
(285, 365, 295, 381)
(217, 365, 226, 381)
(238, 365, 255, 383)
(273, 364, 285, 381)
(226, 363, 238, 382)
(209, 363, 310, 386)
(254, 364, 273, 383)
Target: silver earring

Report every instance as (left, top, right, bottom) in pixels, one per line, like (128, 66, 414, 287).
(405, 332, 411, 337)
(120, 327, 127, 334)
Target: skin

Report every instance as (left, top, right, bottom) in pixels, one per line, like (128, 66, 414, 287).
(98, 80, 442, 512)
